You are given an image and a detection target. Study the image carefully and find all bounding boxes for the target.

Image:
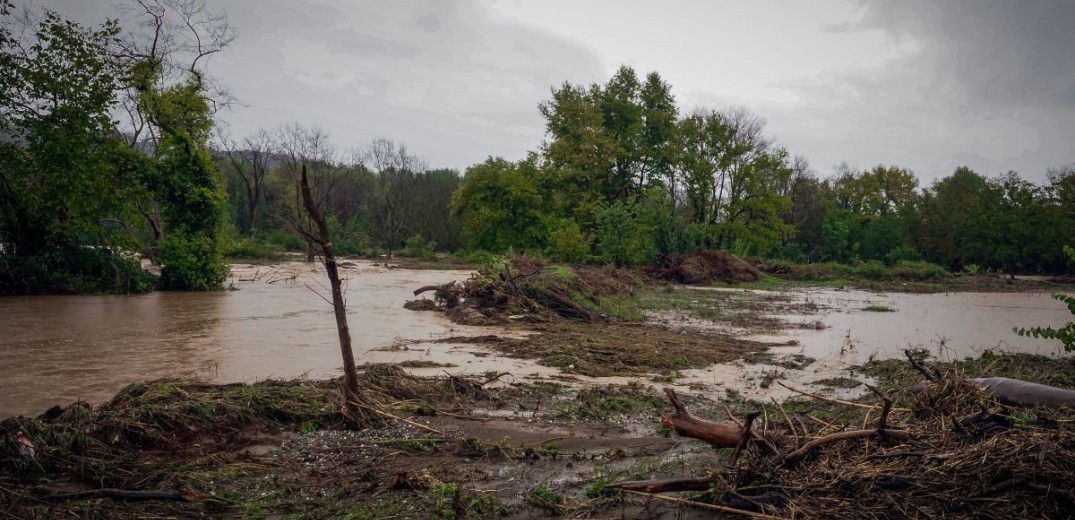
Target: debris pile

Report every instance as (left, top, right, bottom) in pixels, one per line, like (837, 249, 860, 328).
(407, 255, 641, 325)
(0, 366, 489, 515)
(613, 352, 1075, 519)
(647, 250, 761, 285)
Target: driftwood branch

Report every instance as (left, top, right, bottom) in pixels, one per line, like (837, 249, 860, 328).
(661, 388, 743, 447)
(905, 349, 940, 382)
(42, 487, 207, 503)
(777, 382, 911, 413)
(780, 428, 912, 466)
(617, 489, 789, 519)
(730, 411, 761, 465)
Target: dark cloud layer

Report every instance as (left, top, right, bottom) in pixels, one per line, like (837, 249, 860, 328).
(856, 0, 1075, 111)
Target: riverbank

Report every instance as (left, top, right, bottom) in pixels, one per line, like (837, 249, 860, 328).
(3, 352, 1073, 518)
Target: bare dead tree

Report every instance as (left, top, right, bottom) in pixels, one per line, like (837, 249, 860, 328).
(275, 123, 339, 261)
(216, 128, 272, 235)
(358, 138, 425, 257)
(296, 165, 376, 428)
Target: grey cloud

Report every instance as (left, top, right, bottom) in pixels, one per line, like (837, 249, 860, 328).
(726, 1, 1075, 182)
(28, 0, 605, 169)
(853, 0, 1075, 113)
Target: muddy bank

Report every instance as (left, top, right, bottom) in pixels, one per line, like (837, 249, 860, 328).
(4, 353, 1074, 519)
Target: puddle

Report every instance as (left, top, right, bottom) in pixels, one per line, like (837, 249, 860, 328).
(745, 288, 1072, 362)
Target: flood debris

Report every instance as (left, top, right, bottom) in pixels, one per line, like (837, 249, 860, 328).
(407, 255, 641, 325)
(647, 250, 762, 285)
(0, 366, 499, 517)
(611, 354, 1075, 519)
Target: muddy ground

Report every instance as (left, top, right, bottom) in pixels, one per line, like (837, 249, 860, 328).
(5, 350, 1074, 519)
(3, 261, 1074, 519)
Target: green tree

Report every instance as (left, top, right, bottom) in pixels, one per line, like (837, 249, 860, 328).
(141, 77, 228, 290)
(828, 164, 920, 263)
(451, 156, 548, 253)
(539, 66, 678, 223)
(0, 4, 156, 293)
(914, 167, 992, 270)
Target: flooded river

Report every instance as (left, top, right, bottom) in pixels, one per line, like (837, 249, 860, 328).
(0, 261, 543, 418)
(1, 262, 1071, 418)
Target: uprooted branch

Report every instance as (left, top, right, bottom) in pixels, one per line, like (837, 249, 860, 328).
(610, 477, 713, 493)
(660, 388, 745, 448)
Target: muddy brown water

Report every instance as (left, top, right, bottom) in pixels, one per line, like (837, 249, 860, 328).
(0, 261, 546, 418)
(1, 262, 1071, 418)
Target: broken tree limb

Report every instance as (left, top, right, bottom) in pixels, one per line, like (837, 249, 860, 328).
(42, 487, 207, 503)
(609, 477, 713, 493)
(730, 411, 762, 465)
(413, 284, 451, 297)
(617, 489, 789, 519)
(862, 382, 895, 438)
(905, 349, 941, 382)
(779, 428, 912, 466)
(661, 388, 743, 447)
(777, 382, 911, 413)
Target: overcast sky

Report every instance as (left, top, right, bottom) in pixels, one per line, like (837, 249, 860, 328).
(27, 0, 1075, 183)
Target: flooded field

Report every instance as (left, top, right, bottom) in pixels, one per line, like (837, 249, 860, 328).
(0, 261, 1070, 418)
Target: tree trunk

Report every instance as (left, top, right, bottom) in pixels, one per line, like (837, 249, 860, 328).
(299, 165, 370, 427)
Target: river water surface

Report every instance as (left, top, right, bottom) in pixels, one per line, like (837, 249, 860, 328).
(1, 262, 1070, 417)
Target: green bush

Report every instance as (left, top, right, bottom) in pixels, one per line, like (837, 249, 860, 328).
(403, 234, 437, 261)
(223, 236, 284, 260)
(159, 234, 228, 291)
(263, 229, 305, 251)
(854, 260, 886, 280)
(1015, 246, 1075, 352)
(328, 215, 370, 256)
(889, 260, 948, 280)
(0, 247, 157, 295)
(546, 219, 590, 263)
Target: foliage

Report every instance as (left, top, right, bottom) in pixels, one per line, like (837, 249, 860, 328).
(157, 233, 227, 290)
(142, 77, 227, 290)
(0, 6, 135, 292)
(1015, 246, 1075, 351)
(0, 3, 234, 293)
(0, 247, 156, 295)
(545, 219, 590, 263)
(403, 234, 436, 261)
(451, 157, 549, 253)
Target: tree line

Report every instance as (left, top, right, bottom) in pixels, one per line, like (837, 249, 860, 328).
(451, 66, 1075, 274)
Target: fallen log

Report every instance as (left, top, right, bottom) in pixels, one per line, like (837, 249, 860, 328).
(972, 377, 1075, 409)
(661, 388, 744, 447)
